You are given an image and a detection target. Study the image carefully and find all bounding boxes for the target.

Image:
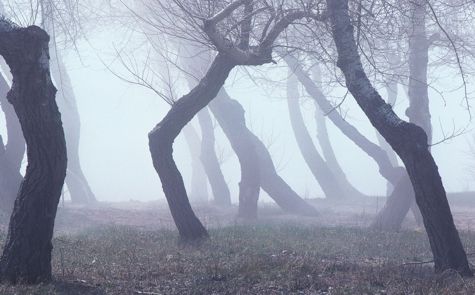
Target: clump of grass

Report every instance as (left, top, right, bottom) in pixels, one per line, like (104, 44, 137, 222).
(0, 223, 474, 294)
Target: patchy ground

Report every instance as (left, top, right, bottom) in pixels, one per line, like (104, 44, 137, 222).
(0, 197, 475, 294)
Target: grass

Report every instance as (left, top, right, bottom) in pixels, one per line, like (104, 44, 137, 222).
(0, 222, 475, 294)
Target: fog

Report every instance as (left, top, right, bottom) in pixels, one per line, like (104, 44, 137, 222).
(1, 0, 475, 290)
(58, 28, 474, 204)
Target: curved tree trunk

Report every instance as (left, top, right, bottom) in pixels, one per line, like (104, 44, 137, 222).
(0, 24, 67, 283)
(197, 108, 232, 206)
(0, 73, 23, 214)
(328, 0, 472, 275)
(210, 89, 318, 216)
(287, 69, 345, 200)
(310, 64, 367, 199)
(208, 90, 261, 219)
(182, 123, 209, 203)
(374, 0, 430, 230)
(149, 54, 235, 241)
(285, 53, 418, 229)
(50, 52, 96, 204)
(283, 54, 400, 185)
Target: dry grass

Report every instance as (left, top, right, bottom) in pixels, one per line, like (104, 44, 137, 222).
(0, 199, 474, 294)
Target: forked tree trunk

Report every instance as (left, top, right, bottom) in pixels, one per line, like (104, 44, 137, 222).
(287, 70, 345, 200)
(328, 0, 472, 275)
(0, 74, 23, 213)
(0, 23, 67, 283)
(197, 108, 232, 206)
(210, 89, 318, 216)
(209, 90, 261, 219)
(149, 54, 235, 241)
(310, 64, 367, 199)
(182, 123, 209, 203)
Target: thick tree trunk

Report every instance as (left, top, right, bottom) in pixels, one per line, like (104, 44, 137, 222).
(0, 74, 23, 213)
(149, 54, 235, 241)
(208, 90, 261, 219)
(374, 1, 430, 229)
(0, 24, 67, 283)
(328, 0, 472, 275)
(310, 65, 367, 199)
(182, 123, 209, 203)
(197, 108, 232, 206)
(210, 89, 318, 216)
(285, 54, 417, 229)
(49, 52, 96, 204)
(286, 70, 345, 200)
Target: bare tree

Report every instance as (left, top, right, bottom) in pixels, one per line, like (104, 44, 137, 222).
(327, 0, 472, 275)
(0, 20, 67, 283)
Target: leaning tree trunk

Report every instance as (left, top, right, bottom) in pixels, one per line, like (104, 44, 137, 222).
(210, 89, 318, 216)
(149, 54, 235, 241)
(328, 0, 472, 275)
(285, 54, 417, 229)
(310, 64, 367, 199)
(0, 73, 24, 214)
(0, 23, 67, 283)
(182, 123, 209, 203)
(283, 54, 400, 185)
(374, 1, 430, 229)
(286, 69, 345, 200)
(208, 90, 261, 219)
(181, 61, 232, 207)
(197, 108, 232, 206)
(50, 52, 96, 204)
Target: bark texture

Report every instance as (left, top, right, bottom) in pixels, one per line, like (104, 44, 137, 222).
(149, 54, 235, 241)
(0, 23, 67, 283)
(328, 0, 472, 275)
(286, 70, 344, 200)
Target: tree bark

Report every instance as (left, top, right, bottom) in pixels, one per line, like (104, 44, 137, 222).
(149, 54, 235, 241)
(182, 123, 209, 203)
(328, 0, 472, 275)
(210, 89, 318, 216)
(286, 69, 345, 200)
(197, 108, 232, 206)
(374, 0, 430, 229)
(0, 23, 67, 283)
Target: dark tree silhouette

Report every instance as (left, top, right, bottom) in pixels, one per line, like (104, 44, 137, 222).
(0, 21, 67, 283)
(327, 0, 472, 276)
